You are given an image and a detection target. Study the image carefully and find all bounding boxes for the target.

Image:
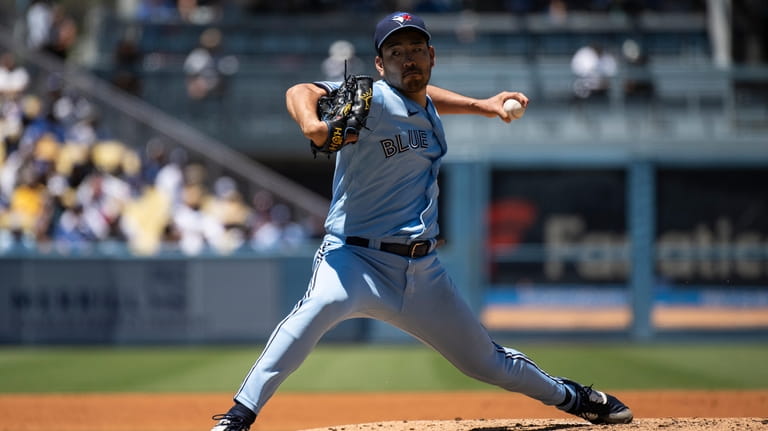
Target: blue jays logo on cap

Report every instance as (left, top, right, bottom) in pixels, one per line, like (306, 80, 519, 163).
(374, 11, 431, 51)
(392, 13, 414, 24)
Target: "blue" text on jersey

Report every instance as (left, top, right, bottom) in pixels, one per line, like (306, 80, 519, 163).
(380, 130, 429, 158)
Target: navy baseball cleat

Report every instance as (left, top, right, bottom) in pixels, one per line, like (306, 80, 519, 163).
(559, 379, 633, 424)
(210, 414, 251, 431)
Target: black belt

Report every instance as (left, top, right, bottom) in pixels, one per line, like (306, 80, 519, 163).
(345, 236, 432, 258)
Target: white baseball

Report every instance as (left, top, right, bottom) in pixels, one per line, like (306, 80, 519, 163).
(503, 98, 525, 120)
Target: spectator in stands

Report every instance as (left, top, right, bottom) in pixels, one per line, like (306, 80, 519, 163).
(0, 54, 29, 164)
(120, 145, 145, 195)
(42, 3, 78, 60)
(0, 97, 45, 201)
(178, 0, 223, 24)
(111, 38, 143, 96)
(570, 42, 617, 101)
(6, 163, 49, 244)
(183, 27, 239, 101)
(547, 0, 567, 25)
(248, 188, 274, 233)
(52, 197, 98, 253)
(620, 38, 654, 102)
(25, 0, 54, 51)
(321, 40, 364, 82)
(6, 95, 54, 160)
(154, 146, 186, 207)
(140, 137, 170, 184)
(64, 109, 102, 148)
(251, 202, 307, 251)
(170, 182, 227, 255)
(0, 52, 31, 98)
(206, 175, 253, 252)
(74, 140, 133, 241)
(0, 139, 25, 204)
(30, 132, 60, 185)
(54, 139, 93, 190)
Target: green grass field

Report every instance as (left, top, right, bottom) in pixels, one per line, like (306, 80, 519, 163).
(1, 343, 766, 393)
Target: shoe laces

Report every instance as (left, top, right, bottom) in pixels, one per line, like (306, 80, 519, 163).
(211, 414, 251, 431)
(582, 384, 608, 405)
(570, 383, 610, 419)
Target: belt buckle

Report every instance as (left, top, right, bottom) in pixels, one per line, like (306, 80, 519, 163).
(409, 241, 429, 258)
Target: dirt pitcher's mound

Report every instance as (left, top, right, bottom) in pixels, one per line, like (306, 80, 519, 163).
(0, 391, 766, 431)
(298, 418, 768, 431)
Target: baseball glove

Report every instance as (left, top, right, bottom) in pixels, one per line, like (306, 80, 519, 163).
(313, 74, 373, 156)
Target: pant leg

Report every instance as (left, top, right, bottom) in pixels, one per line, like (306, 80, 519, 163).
(233, 241, 407, 414)
(234, 242, 354, 413)
(390, 254, 566, 406)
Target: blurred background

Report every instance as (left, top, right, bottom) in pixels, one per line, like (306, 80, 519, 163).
(0, 0, 766, 345)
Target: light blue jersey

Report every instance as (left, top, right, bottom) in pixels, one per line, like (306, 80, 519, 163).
(315, 79, 446, 242)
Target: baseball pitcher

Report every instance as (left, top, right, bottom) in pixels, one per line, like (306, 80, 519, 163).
(210, 11, 633, 431)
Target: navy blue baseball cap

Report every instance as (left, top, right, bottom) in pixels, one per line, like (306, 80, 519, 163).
(374, 12, 431, 52)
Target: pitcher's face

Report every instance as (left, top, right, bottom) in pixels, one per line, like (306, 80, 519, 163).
(376, 29, 435, 94)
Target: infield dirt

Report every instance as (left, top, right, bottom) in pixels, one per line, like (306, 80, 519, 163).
(0, 391, 766, 431)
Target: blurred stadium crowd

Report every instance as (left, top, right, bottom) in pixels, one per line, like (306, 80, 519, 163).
(0, 51, 317, 256)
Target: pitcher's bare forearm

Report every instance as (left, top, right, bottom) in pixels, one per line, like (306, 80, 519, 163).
(286, 83, 329, 145)
(427, 85, 529, 123)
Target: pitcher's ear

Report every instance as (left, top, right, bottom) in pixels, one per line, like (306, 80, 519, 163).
(430, 46, 435, 67)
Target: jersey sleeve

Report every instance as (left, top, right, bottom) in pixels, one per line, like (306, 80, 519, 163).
(312, 80, 341, 94)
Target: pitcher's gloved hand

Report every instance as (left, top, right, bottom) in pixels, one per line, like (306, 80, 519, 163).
(313, 74, 373, 156)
